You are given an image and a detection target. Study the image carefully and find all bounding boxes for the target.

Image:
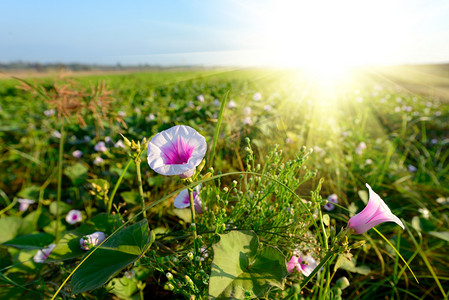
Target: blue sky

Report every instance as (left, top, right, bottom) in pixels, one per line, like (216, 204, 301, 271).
(1, 0, 449, 67)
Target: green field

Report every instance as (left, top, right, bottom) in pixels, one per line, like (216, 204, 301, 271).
(0, 67, 448, 299)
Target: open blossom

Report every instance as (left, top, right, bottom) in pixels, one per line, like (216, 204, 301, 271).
(243, 107, 251, 115)
(213, 99, 220, 106)
(146, 113, 156, 121)
(44, 108, 56, 117)
(174, 185, 203, 214)
(228, 100, 237, 109)
(114, 140, 126, 149)
(324, 194, 338, 211)
(52, 130, 62, 139)
(118, 111, 126, 117)
(72, 150, 82, 158)
(80, 231, 106, 250)
(355, 142, 366, 155)
(18, 198, 35, 212)
(197, 94, 205, 102)
(33, 244, 56, 263)
(94, 141, 107, 152)
(408, 164, 417, 173)
(348, 184, 404, 234)
(244, 117, 252, 125)
(287, 252, 318, 276)
(93, 156, 105, 165)
(253, 92, 262, 101)
(65, 209, 82, 224)
(264, 104, 272, 111)
(147, 125, 207, 178)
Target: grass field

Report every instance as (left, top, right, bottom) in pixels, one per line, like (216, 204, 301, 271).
(0, 66, 448, 299)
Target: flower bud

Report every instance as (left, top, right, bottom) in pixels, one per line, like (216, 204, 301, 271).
(187, 252, 194, 260)
(166, 272, 173, 281)
(336, 277, 350, 290)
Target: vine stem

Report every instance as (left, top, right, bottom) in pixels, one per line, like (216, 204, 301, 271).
(188, 187, 199, 256)
(135, 158, 147, 219)
(107, 158, 133, 214)
(55, 120, 65, 242)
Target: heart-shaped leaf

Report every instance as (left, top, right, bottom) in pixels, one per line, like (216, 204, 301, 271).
(209, 230, 287, 300)
(70, 219, 154, 294)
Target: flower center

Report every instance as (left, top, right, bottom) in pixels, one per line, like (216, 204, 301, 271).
(72, 214, 78, 221)
(161, 137, 195, 165)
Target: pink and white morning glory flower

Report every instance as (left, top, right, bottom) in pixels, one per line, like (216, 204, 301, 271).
(80, 231, 106, 250)
(348, 184, 404, 234)
(33, 244, 56, 263)
(72, 150, 82, 158)
(147, 125, 207, 178)
(18, 198, 35, 212)
(94, 141, 107, 152)
(174, 185, 203, 214)
(65, 209, 82, 225)
(287, 252, 318, 276)
(324, 194, 338, 211)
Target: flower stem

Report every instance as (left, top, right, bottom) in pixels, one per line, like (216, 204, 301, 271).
(107, 158, 133, 214)
(55, 121, 65, 242)
(188, 187, 198, 255)
(135, 158, 146, 219)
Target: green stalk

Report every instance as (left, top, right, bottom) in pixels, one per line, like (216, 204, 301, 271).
(300, 251, 336, 290)
(135, 158, 147, 219)
(0, 198, 17, 216)
(209, 91, 229, 169)
(188, 187, 199, 256)
(55, 121, 65, 242)
(107, 158, 133, 214)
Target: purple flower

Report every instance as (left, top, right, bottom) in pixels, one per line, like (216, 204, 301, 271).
(147, 125, 207, 178)
(197, 94, 205, 102)
(408, 165, 417, 173)
(72, 150, 83, 158)
(33, 244, 56, 263)
(324, 194, 338, 211)
(93, 156, 105, 165)
(44, 109, 56, 117)
(213, 99, 220, 106)
(174, 185, 203, 214)
(348, 184, 404, 234)
(18, 198, 35, 212)
(94, 141, 107, 152)
(80, 231, 106, 250)
(65, 209, 82, 225)
(287, 252, 318, 276)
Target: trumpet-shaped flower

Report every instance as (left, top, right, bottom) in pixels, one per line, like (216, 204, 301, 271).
(147, 125, 207, 178)
(287, 252, 318, 276)
(18, 198, 35, 212)
(33, 244, 56, 263)
(65, 209, 82, 225)
(348, 184, 404, 234)
(174, 185, 203, 214)
(80, 231, 106, 250)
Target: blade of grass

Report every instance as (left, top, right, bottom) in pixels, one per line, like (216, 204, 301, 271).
(404, 222, 447, 299)
(373, 227, 419, 284)
(208, 90, 229, 169)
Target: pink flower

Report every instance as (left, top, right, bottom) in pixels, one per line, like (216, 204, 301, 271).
(147, 125, 207, 178)
(94, 141, 107, 152)
(287, 253, 318, 276)
(80, 231, 106, 250)
(18, 198, 35, 212)
(244, 117, 253, 125)
(324, 194, 338, 211)
(33, 244, 56, 263)
(93, 156, 105, 165)
(65, 209, 82, 225)
(355, 142, 367, 155)
(348, 184, 404, 234)
(253, 92, 262, 101)
(197, 94, 205, 102)
(72, 150, 82, 158)
(174, 185, 203, 214)
(44, 108, 56, 117)
(228, 100, 237, 109)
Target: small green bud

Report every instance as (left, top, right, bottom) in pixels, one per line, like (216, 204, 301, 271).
(120, 134, 132, 147)
(336, 277, 350, 290)
(231, 180, 238, 188)
(187, 252, 194, 260)
(222, 187, 229, 193)
(244, 137, 251, 144)
(164, 283, 174, 291)
(197, 159, 206, 173)
(166, 272, 173, 281)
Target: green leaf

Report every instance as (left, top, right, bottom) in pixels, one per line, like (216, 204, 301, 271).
(0, 246, 12, 269)
(70, 219, 154, 294)
(49, 201, 72, 216)
(340, 259, 371, 275)
(428, 231, 449, 242)
(17, 185, 40, 201)
(0, 217, 34, 243)
(209, 230, 287, 300)
(107, 276, 139, 300)
(64, 163, 88, 185)
(47, 232, 85, 261)
(120, 191, 139, 205)
(3, 233, 54, 250)
(334, 254, 349, 273)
